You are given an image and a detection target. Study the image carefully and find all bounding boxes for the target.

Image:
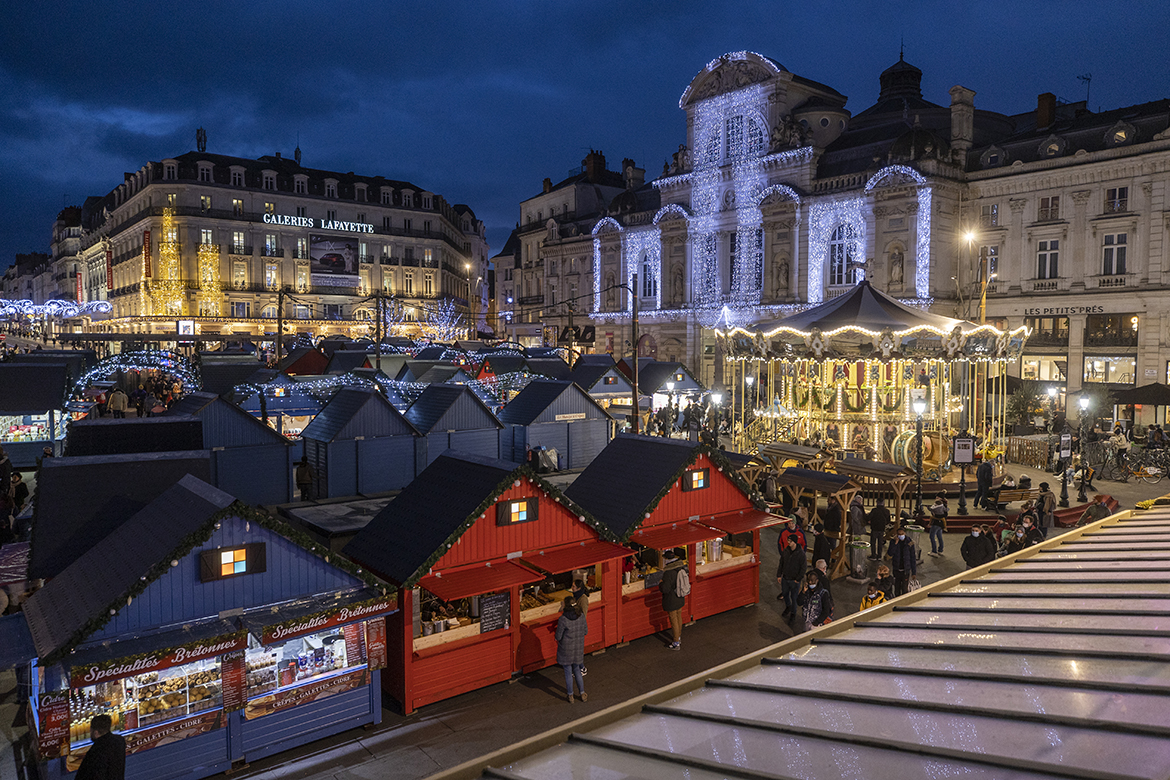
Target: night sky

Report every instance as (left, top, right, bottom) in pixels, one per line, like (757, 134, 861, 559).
(2, 1, 1168, 270)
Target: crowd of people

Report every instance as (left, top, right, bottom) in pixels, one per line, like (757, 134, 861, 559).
(87, 373, 185, 419)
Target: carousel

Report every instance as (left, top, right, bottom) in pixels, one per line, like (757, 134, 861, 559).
(717, 281, 1030, 482)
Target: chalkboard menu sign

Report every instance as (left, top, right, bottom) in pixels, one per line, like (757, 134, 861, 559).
(479, 592, 510, 634)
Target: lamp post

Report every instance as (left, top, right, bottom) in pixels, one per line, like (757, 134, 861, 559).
(710, 392, 722, 445)
(1077, 394, 1091, 503)
(1059, 422, 1072, 508)
(665, 381, 675, 439)
(913, 395, 927, 514)
(979, 271, 997, 325)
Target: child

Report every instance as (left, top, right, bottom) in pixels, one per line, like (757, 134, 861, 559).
(860, 581, 886, 611)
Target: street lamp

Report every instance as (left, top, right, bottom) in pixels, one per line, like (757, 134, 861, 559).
(1077, 394, 1091, 503)
(979, 271, 997, 324)
(913, 395, 927, 514)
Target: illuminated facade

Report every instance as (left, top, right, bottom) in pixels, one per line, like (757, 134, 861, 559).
(9, 148, 488, 340)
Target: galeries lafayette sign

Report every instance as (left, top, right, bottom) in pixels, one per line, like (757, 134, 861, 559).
(261, 596, 397, 644)
(69, 633, 248, 688)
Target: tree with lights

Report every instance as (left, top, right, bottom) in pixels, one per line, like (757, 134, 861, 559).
(419, 298, 465, 343)
(381, 296, 409, 338)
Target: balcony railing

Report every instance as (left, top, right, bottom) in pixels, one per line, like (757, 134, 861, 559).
(292, 250, 309, 260)
(1037, 206, 1060, 222)
(1083, 330, 1138, 348)
(260, 247, 284, 258)
(519, 294, 545, 305)
(1097, 274, 1128, 288)
(1104, 198, 1128, 214)
(1027, 331, 1069, 347)
(229, 245, 253, 257)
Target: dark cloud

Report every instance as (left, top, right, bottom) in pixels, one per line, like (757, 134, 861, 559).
(2, 0, 1168, 265)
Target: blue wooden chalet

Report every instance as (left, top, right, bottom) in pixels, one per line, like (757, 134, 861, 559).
(301, 388, 420, 498)
(570, 354, 636, 403)
(234, 371, 323, 437)
(166, 392, 294, 505)
(404, 384, 504, 467)
(22, 475, 395, 780)
(497, 380, 613, 468)
(324, 350, 372, 375)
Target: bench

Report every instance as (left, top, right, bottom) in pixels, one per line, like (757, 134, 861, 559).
(987, 487, 1040, 511)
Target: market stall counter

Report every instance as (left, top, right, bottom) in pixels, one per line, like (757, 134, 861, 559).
(565, 435, 775, 644)
(22, 474, 396, 780)
(343, 451, 623, 715)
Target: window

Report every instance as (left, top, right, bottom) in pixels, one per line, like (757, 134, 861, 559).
(1038, 196, 1060, 222)
(295, 305, 311, 319)
(423, 248, 433, 266)
(980, 204, 998, 228)
(423, 220, 431, 234)
(383, 216, 391, 230)
(422, 196, 432, 209)
(1106, 187, 1128, 213)
(682, 468, 709, 491)
(265, 264, 278, 288)
(296, 206, 306, 218)
(603, 375, 618, 385)
(200, 195, 211, 211)
(978, 245, 999, 280)
(828, 225, 858, 286)
(263, 174, 275, 191)
(642, 255, 657, 297)
(1021, 357, 1066, 381)
(725, 115, 743, 159)
(403, 272, 413, 295)
(358, 213, 365, 224)
(231, 301, 250, 318)
(381, 190, 391, 205)
(294, 179, 306, 194)
(164, 164, 176, 180)
(167, 193, 177, 207)
(358, 241, 369, 262)
(231, 232, 245, 254)
(496, 498, 537, 526)
(1084, 356, 1136, 385)
(424, 274, 434, 295)
(404, 219, 412, 232)
(295, 237, 307, 260)
(264, 202, 275, 215)
(326, 209, 336, 221)
(405, 247, 414, 262)
(326, 182, 337, 198)
(199, 544, 265, 582)
(296, 267, 307, 291)
(231, 171, 243, 187)
(1103, 233, 1127, 275)
(1037, 240, 1059, 279)
(323, 303, 342, 320)
(261, 304, 277, 318)
(164, 226, 178, 244)
(200, 229, 213, 246)
(232, 262, 246, 287)
(263, 234, 278, 256)
(232, 198, 243, 216)
(199, 167, 211, 182)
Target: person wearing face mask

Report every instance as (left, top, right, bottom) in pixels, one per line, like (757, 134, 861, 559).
(885, 527, 917, 596)
(1021, 516, 1045, 546)
(960, 526, 996, 569)
(1001, 525, 1029, 556)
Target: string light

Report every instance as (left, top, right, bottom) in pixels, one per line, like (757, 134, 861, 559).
(0, 300, 111, 318)
(150, 208, 184, 315)
(621, 229, 661, 311)
(419, 299, 465, 342)
(74, 350, 199, 394)
(592, 217, 622, 312)
(865, 165, 932, 297)
(197, 243, 221, 317)
(807, 195, 866, 304)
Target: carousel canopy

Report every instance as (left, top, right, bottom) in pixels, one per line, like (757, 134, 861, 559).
(717, 280, 1028, 363)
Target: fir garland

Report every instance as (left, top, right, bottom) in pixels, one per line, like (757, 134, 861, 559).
(877, 391, 903, 413)
(842, 389, 868, 413)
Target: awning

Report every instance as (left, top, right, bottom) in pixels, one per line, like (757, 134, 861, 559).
(522, 541, 633, 575)
(0, 614, 34, 672)
(630, 521, 724, 551)
(701, 509, 785, 535)
(418, 560, 543, 602)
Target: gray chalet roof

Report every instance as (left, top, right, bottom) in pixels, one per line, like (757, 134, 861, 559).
(0, 363, 69, 413)
(301, 388, 417, 443)
(523, 357, 571, 380)
(626, 360, 703, 396)
(325, 350, 371, 374)
(164, 391, 288, 448)
(570, 361, 633, 394)
(480, 355, 528, 376)
(343, 452, 520, 586)
(405, 384, 503, 434)
(497, 380, 611, 426)
(30, 451, 213, 580)
(66, 415, 204, 456)
(23, 475, 235, 663)
(416, 365, 472, 385)
(198, 354, 265, 396)
(565, 435, 704, 540)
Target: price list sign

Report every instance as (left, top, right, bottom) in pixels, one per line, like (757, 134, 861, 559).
(37, 691, 70, 760)
(366, 618, 387, 670)
(220, 650, 246, 713)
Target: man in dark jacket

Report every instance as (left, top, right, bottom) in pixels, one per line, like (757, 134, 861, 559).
(796, 571, 833, 632)
(76, 714, 125, 780)
(960, 527, 997, 569)
(866, 498, 891, 559)
(974, 460, 994, 510)
(885, 527, 917, 596)
(777, 517, 806, 552)
(776, 536, 806, 620)
(658, 549, 687, 650)
(810, 523, 832, 571)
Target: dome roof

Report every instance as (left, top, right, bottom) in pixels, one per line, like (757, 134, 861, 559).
(878, 53, 923, 102)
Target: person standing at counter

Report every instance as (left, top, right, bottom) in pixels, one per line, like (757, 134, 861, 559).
(572, 578, 590, 677)
(555, 596, 588, 703)
(659, 549, 688, 651)
(75, 714, 125, 780)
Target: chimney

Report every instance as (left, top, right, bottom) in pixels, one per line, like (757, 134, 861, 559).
(1036, 92, 1056, 130)
(948, 85, 976, 166)
(275, 151, 281, 160)
(543, 177, 552, 194)
(583, 149, 606, 182)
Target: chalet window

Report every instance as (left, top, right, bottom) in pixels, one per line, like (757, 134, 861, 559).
(199, 543, 266, 582)
(497, 498, 538, 526)
(602, 376, 617, 385)
(682, 468, 709, 492)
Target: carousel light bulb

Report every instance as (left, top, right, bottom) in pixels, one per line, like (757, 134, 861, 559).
(913, 398, 926, 416)
(712, 393, 722, 405)
(745, 376, 754, 387)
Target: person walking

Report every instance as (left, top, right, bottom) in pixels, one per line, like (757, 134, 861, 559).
(75, 714, 126, 780)
(778, 517, 806, 552)
(106, 387, 129, 418)
(885, 527, 917, 596)
(571, 578, 590, 677)
(776, 536, 806, 621)
(796, 571, 833, 632)
(295, 456, 316, 501)
(1037, 482, 1057, 538)
(554, 595, 588, 703)
(848, 495, 866, 539)
(960, 526, 996, 569)
(927, 493, 948, 556)
(658, 549, 689, 650)
(974, 458, 994, 510)
(866, 497, 891, 560)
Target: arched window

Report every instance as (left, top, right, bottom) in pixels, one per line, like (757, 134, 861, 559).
(746, 118, 765, 156)
(261, 305, 277, 319)
(642, 255, 657, 297)
(829, 225, 859, 286)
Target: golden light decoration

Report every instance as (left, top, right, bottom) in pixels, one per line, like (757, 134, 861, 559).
(198, 242, 222, 317)
(150, 208, 185, 315)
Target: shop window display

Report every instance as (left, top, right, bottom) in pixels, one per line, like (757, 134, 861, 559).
(244, 627, 365, 700)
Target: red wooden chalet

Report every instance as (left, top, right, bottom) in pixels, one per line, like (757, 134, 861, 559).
(565, 434, 781, 644)
(343, 452, 627, 714)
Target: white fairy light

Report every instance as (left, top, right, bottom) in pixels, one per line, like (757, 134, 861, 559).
(591, 217, 622, 313)
(807, 195, 867, 303)
(865, 165, 931, 298)
(621, 229, 662, 311)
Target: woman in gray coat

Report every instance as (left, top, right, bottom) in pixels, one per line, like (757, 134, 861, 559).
(555, 595, 588, 703)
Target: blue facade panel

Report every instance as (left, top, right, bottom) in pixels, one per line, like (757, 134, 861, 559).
(526, 423, 569, 466)
(125, 727, 230, 780)
(357, 436, 416, 492)
(424, 432, 449, 466)
(214, 445, 290, 505)
(239, 682, 374, 760)
(326, 441, 359, 498)
(499, 425, 526, 463)
(569, 419, 611, 469)
(448, 428, 500, 460)
(86, 518, 363, 641)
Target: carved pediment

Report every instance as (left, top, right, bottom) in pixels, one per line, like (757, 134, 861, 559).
(684, 53, 777, 106)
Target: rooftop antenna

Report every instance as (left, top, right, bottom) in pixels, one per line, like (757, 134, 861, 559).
(295, 132, 302, 165)
(900, 37, 904, 61)
(1077, 73, 1092, 106)
(196, 127, 207, 153)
